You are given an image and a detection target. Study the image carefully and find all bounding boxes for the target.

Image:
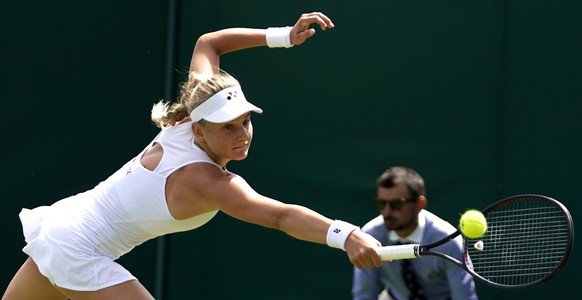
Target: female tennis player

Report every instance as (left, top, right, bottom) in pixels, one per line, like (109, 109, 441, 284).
(3, 12, 383, 300)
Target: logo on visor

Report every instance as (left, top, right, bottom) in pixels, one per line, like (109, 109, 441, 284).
(226, 90, 238, 100)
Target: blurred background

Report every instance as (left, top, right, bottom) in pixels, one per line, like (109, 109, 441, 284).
(1, 0, 580, 299)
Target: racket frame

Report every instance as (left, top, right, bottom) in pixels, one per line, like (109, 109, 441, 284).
(378, 194, 574, 290)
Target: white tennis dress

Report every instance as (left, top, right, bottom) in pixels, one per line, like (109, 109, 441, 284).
(19, 121, 220, 291)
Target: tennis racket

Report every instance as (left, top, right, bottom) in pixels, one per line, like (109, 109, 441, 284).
(379, 194, 574, 289)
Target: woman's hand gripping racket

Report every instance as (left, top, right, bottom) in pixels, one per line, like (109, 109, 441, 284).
(379, 194, 574, 289)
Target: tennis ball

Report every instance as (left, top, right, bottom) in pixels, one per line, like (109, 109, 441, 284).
(459, 210, 487, 239)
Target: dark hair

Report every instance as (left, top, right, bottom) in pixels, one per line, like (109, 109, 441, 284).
(376, 166, 425, 199)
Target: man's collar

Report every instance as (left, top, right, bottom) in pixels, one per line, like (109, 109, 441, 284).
(388, 210, 426, 244)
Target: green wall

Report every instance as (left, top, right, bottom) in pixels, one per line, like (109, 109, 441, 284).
(2, 0, 580, 299)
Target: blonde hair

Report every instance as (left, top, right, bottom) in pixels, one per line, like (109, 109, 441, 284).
(151, 71, 241, 129)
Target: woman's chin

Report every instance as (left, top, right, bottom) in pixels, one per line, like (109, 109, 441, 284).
(231, 152, 249, 161)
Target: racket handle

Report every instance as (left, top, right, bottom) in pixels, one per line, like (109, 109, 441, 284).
(379, 244, 419, 260)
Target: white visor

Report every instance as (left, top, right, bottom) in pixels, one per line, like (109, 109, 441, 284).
(190, 86, 263, 123)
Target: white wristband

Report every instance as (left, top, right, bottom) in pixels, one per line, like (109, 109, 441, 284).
(266, 27, 293, 48)
(326, 220, 360, 251)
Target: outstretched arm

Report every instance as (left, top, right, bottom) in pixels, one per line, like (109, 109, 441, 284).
(201, 171, 383, 269)
(190, 12, 334, 75)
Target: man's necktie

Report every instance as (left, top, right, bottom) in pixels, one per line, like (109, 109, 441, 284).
(401, 258, 427, 300)
(398, 241, 427, 300)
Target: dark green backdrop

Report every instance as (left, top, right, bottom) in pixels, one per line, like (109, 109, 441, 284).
(2, 0, 580, 299)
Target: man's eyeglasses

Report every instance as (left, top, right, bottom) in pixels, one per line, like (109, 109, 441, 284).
(373, 196, 417, 211)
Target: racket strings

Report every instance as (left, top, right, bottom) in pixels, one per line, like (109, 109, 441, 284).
(466, 197, 571, 287)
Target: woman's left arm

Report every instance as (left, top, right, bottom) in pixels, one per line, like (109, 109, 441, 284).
(189, 12, 334, 75)
(190, 28, 266, 75)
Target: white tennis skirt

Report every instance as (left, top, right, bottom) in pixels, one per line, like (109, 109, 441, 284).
(19, 206, 137, 291)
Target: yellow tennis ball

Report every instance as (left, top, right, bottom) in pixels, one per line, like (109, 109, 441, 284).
(459, 210, 487, 238)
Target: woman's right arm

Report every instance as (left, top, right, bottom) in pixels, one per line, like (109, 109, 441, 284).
(192, 169, 383, 269)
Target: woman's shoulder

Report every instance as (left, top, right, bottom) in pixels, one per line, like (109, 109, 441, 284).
(175, 163, 245, 193)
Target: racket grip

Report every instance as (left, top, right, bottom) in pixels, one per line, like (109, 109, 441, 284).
(379, 244, 419, 260)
